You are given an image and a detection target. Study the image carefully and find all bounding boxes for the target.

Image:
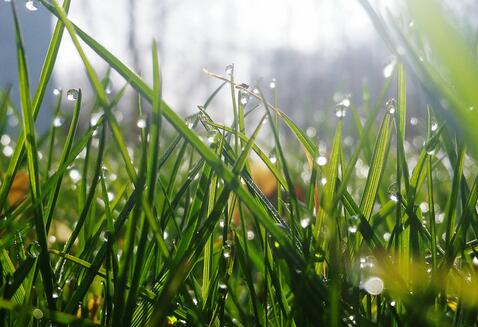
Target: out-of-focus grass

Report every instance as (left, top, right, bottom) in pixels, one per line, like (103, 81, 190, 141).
(0, 0, 478, 326)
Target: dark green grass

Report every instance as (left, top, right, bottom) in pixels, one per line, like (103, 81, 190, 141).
(1, 0, 478, 326)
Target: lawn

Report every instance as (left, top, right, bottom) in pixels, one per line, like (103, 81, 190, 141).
(1, 0, 478, 326)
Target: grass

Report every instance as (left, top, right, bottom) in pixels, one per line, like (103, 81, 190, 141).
(1, 0, 478, 325)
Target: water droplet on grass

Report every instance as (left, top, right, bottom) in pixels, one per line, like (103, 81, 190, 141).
(472, 257, 478, 266)
(300, 217, 311, 228)
(53, 88, 61, 96)
(28, 242, 41, 258)
(431, 122, 438, 132)
(0, 135, 11, 146)
(383, 232, 391, 241)
(386, 98, 396, 114)
(32, 308, 43, 319)
(69, 169, 81, 183)
(335, 99, 349, 118)
(419, 202, 429, 213)
(53, 116, 64, 127)
(2, 145, 13, 157)
(383, 58, 397, 78)
(240, 93, 249, 105)
(137, 118, 146, 129)
(105, 80, 113, 94)
(269, 78, 276, 89)
(67, 89, 79, 101)
(348, 215, 360, 233)
(316, 156, 327, 166)
(207, 131, 217, 144)
(435, 213, 445, 224)
(247, 230, 255, 240)
(25, 0, 38, 11)
(90, 113, 102, 126)
(225, 64, 233, 75)
(363, 276, 384, 295)
(388, 182, 399, 202)
(52, 287, 62, 299)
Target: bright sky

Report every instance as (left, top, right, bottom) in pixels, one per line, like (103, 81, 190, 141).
(53, 0, 378, 114)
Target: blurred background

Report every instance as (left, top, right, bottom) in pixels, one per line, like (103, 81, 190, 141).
(1, 0, 477, 128)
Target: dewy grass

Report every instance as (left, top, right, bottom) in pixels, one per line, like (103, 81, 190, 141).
(1, 0, 478, 326)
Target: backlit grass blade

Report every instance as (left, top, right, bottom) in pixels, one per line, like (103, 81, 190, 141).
(359, 111, 392, 221)
(44, 89, 82, 231)
(11, 1, 54, 309)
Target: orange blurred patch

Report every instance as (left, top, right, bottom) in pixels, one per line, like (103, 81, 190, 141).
(232, 160, 277, 225)
(7, 172, 29, 207)
(249, 160, 276, 198)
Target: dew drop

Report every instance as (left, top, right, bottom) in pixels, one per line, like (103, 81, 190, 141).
(247, 230, 255, 240)
(316, 156, 327, 166)
(67, 89, 79, 101)
(390, 300, 396, 307)
(347, 215, 360, 233)
(53, 88, 61, 96)
(2, 145, 13, 157)
(218, 283, 228, 291)
(105, 80, 113, 94)
(225, 64, 233, 75)
(53, 116, 64, 127)
(300, 217, 311, 228)
(136, 118, 146, 129)
(306, 127, 317, 138)
(269, 155, 277, 164)
(383, 58, 397, 78)
(426, 143, 437, 156)
(320, 177, 327, 185)
(222, 242, 232, 258)
(240, 93, 249, 105)
(410, 117, 418, 126)
(0, 135, 11, 146)
(90, 112, 102, 126)
(435, 213, 445, 224)
(386, 98, 396, 114)
(472, 256, 478, 266)
(32, 308, 43, 320)
(186, 118, 195, 129)
(419, 202, 429, 213)
(207, 131, 217, 144)
(69, 169, 81, 183)
(335, 99, 349, 118)
(52, 286, 62, 299)
(25, 0, 38, 11)
(363, 276, 384, 295)
(431, 122, 438, 132)
(28, 242, 41, 258)
(388, 182, 399, 202)
(383, 232, 391, 242)
(269, 78, 276, 89)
